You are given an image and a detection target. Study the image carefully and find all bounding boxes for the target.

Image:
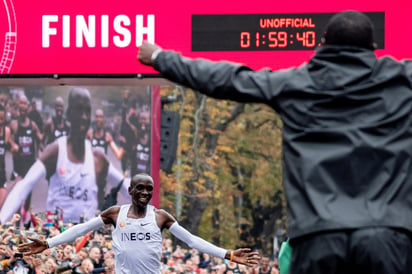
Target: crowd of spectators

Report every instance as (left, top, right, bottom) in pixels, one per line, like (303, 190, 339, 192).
(0, 213, 280, 274)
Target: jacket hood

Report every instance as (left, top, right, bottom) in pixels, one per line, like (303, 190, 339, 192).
(307, 46, 377, 91)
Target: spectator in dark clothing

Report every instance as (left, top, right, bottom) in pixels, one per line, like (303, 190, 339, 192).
(10, 94, 43, 221)
(138, 10, 412, 274)
(43, 96, 70, 145)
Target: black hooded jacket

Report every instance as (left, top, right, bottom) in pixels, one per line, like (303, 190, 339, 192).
(154, 46, 412, 239)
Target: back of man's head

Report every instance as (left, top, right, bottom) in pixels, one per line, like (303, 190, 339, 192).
(323, 11, 376, 50)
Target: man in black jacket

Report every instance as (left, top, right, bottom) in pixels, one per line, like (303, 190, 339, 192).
(137, 10, 412, 274)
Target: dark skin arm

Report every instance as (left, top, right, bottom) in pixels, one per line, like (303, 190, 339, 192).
(9, 120, 17, 135)
(93, 149, 110, 209)
(137, 41, 161, 66)
(9, 120, 18, 154)
(100, 205, 121, 226)
(43, 119, 54, 145)
(5, 126, 18, 153)
(39, 142, 58, 179)
(32, 121, 43, 144)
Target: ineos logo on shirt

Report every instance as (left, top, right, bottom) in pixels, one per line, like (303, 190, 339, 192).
(59, 186, 88, 201)
(121, 232, 151, 241)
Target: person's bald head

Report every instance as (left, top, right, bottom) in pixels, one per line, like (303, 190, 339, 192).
(19, 94, 28, 102)
(323, 11, 376, 50)
(18, 94, 29, 115)
(95, 109, 104, 117)
(131, 173, 154, 185)
(55, 96, 65, 117)
(55, 96, 64, 106)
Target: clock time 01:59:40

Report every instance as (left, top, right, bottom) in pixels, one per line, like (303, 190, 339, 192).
(240, 31, 320, 50)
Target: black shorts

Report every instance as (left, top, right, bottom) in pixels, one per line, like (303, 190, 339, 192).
(289, 227, 412, 274)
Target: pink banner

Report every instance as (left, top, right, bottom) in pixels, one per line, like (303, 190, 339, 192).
(0, 0, 410, 74)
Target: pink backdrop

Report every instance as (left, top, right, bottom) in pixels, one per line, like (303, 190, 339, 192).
(0, 0, 411, 74)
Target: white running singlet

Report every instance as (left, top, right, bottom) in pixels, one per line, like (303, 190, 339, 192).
(48, 136, 97, 223)
(112, 204, 163, 274)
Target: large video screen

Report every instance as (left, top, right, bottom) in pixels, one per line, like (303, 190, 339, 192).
(0, 85, 159, 223)
(1, 0, 410, 74)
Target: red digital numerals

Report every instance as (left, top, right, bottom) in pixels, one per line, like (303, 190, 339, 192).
(240, 31, 316, 49)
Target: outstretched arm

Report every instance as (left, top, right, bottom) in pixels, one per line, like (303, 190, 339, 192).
(169, 222, 260, 267)
(159, 210, 260, 267)
(18, 216, 105, 255)
(138, 41, 161, 66)
(138, 41, 288, 106)
(18, 206, 119, 255)
(0, 160, 46, 223)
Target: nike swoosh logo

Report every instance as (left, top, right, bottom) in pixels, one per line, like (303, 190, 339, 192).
(80, 173, 88, 177)
(141, 223, 150, 226)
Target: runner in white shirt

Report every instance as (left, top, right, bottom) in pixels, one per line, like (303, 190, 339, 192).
(18, 173, 261, 274)
(0, 87, 126, 223)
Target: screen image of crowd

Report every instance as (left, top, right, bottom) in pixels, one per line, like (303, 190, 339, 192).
(0, 213, 281, 273)
(0, 85, 153, 223)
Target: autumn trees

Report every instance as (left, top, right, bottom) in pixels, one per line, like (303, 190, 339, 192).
(160, 86, 286, 255)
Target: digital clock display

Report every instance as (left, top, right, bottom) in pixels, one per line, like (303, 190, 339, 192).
(192, 12, 384, 51)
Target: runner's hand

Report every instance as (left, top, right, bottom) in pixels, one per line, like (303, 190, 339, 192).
(18, 237, 48, 255)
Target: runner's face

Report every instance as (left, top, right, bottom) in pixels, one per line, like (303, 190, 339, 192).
(55, 102, 64, 117)
(129, 178, 154, 207)
(95, 111, 104, 129)
(18, 97, 28, 115)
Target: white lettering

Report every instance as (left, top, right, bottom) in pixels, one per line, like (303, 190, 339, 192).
(42, 15, 58, 47)
(135, 14, 155, 46)
(101, 15, 109, 48)
(41, 14, 155, 48)
(62, 15, 70, 47)
(113, 15, 131, 47)
(76, 15, 96, 47)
